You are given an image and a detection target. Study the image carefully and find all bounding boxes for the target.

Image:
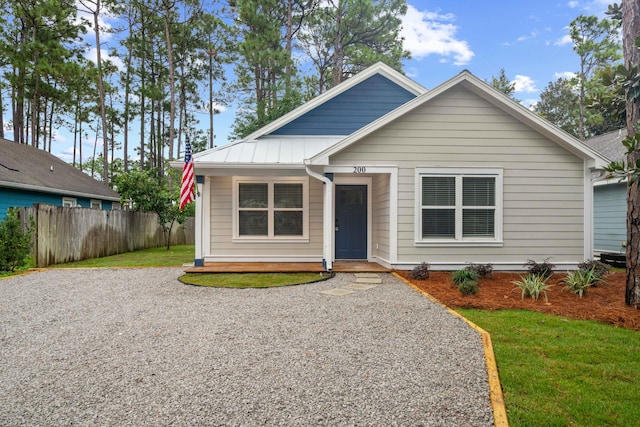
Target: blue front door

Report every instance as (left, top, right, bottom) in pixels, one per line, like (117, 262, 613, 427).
(335, 185, 367, 259)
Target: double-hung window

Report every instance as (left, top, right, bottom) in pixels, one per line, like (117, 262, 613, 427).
(416, 168, 502, 245)
(235, 177, 308, 240)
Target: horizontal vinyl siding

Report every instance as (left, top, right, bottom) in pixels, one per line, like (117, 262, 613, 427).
(272, 75, 416, 136)
(594, 182, 626, 252)
(208, 176, 323, 258)
(331, 85, 586, 265)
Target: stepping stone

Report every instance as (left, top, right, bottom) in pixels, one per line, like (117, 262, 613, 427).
(354, 273, 380, 278)
(355, 277, 382, 284)
(344, 283, 376, 291)
(319, 288, 356, 296)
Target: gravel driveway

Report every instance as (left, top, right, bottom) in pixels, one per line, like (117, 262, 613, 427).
(0, 268, 494, 426)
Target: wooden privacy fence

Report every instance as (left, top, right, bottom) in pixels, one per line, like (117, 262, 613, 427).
(18, 204, 195, 267)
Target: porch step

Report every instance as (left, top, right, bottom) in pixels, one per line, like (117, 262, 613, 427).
(319, 273, 382, 296)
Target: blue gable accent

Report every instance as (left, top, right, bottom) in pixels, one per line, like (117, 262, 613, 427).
(271, 74, 417, 136)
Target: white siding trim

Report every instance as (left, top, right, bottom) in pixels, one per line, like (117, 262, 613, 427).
(327, 166, 398, 263)
(584, 162, 594, 260)
(201, 177, 211, 261)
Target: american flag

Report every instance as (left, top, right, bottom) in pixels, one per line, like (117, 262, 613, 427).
(179, 135, 194, 210)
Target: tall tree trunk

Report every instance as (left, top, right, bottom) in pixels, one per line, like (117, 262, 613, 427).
(0, 82, 4, 139)
(164, 0, 176, 163)
(332, 0, 344, 87)
(92, 0, 110, 184)
(623, 0, 640, 308)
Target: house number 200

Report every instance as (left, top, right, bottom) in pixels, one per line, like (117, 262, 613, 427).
(353, 166, 366, 174)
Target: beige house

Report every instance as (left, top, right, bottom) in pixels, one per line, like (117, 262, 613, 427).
(184, 62, 608, 271)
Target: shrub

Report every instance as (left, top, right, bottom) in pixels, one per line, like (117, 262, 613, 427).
(0, 208, 34, 272)
(577, 259, 610, 281)
(457, 279, 479, 295)
(512, 274, 552, 302)
(465, 263, 493, 277)
(452, 269, 479, 285)
(409, 262, 430, 280)
(524, 258, 555, 279)
(562, 268, 603, 298)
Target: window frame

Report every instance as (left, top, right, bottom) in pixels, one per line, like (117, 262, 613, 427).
(232, 176, 309, 242)
(90, 199, 102, 210)
(415, 168, 503, 247)
(62, 197, 77, 208)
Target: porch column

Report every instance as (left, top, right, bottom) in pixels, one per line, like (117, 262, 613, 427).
(323, 173, 334, 271)
(305, 166, 334, 271)
(194, 175, 205, 267)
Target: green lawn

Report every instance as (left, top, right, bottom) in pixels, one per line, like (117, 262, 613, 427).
(179, 272, 331, 288)
(459, 309, 640, 427)
(50, 245, 194, 268)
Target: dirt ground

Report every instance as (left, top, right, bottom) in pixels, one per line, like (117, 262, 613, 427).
(396, 270, 640, 331)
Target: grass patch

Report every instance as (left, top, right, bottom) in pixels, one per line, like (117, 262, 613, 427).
(179, 272, 331, 288)
(50, 245, 195, 268)
(458, 309, 640, 427)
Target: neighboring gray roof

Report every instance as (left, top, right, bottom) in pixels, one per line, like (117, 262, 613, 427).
(0, 138, 120, 200)
(583, 129, 627, 162)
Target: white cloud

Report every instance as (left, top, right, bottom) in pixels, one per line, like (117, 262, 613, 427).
(568, 1, 580, 8)
(401, 5, 474, 66)
(554, 34, 573, 46)
(86, 47, 125, 71)
(554, 71, 577, 80)
(521, 99, 539, 110)
(513, 75, 538, 93)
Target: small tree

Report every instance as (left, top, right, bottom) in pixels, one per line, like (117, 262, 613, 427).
(114, 168, 192, 250)
(0, 209, 34, 272)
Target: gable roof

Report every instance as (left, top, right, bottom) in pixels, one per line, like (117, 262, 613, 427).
(307, 70, 609, 168)
(240, 62, 427, 142)
(0, 138, 120, 200)
(583, 129, 627, 162)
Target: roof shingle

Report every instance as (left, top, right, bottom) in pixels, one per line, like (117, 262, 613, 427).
(0, 138, 119, 200)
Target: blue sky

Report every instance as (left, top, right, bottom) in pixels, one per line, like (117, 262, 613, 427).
(5, 0, 615, 162)
(209, 0, 614, 150)
(398, 0, 610, 104)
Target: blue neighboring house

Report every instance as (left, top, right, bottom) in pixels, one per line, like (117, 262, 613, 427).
(584, 130, 627, 254)
(0, 137, 120, 220)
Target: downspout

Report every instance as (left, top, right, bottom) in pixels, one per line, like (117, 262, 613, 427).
(305, 166, 333, 271)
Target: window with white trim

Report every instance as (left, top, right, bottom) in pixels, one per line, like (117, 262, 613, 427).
(62, 197, 77, 208)
(234, 177, 308, 240)
(416, 168, 502, 244)
(90, 199, 102, 209)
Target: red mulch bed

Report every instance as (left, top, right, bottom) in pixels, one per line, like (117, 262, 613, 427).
(396, 271, 640, 331)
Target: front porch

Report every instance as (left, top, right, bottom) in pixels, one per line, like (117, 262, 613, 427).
(184, 261, 389, 273)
